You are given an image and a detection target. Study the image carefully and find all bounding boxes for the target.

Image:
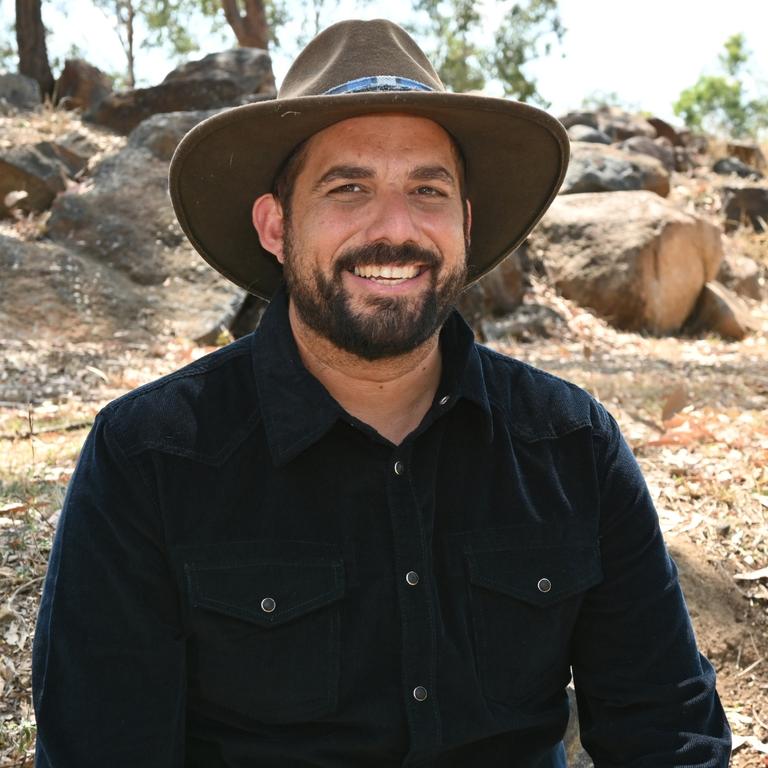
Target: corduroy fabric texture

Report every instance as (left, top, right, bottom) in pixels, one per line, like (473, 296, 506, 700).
(33, 288, 730, 766)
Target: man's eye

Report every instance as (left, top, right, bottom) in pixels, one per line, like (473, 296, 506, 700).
(415, 186, 445, 196)
(330, 183, 364, 194)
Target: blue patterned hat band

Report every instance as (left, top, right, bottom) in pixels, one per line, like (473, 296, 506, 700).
(323, 75, 436, 95)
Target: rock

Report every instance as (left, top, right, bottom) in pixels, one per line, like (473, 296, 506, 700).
(53, 130, 101, 168)
(567, 124, 611, 144)
(558, 111, 599, 130)
(617, 135, 675, 172)
(46, 129, 245, 341)
(721, 184, 768, 232)
(87, 48, 276, 134)
(726, 141, 766, 173)
(533, 191, 723, 334)
(713, 156, 762, 180)
(457, 251, 526, 326)
(0, 73, 41, 111)
(163, 47, 276, 96)
(54, 58, 113, 112)
(717, 251, 762, 300)
(128, 110, 219, 161)
(34, 140, 89, 177)
(685, 281, 757, 341)
(481, 303, 566, 342)
(595, 106, 656, 142)
(647, 116, 684, 146)
(561, 142, 670, 198)
(0, 233, 143, 343)
(0, 144, 70, 216)
(564, 685, 593, 768)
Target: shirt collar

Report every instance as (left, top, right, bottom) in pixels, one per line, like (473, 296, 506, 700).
(251, 285, 493, 467)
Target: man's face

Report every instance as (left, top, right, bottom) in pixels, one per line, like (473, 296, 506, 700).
(276, 114, 470, 360)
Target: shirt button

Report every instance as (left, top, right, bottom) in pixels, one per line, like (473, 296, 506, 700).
(537, 578, 552, 593)
(438, 395, 450, 406)
(405, 571, 420, 586)
(260, 597, 276, 613)
(413, 686, 428, 702)
(394, 460, 405, 475)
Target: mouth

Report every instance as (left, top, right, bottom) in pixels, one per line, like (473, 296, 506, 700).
(351, 264, 426, 285)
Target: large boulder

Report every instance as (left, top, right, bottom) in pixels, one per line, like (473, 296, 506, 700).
(163, 48, 276, 95)
(558, 111, 599, 130)
(87, 48, 276, 134)
(720, 183, 768, 232)
(726, 141, 766, 173)
(532, 191, 723, 334)
(46, 110, 245, 341)
(561, 142, 670, 197)
(0, 73, 41, 112)
(647, 116, 684, 146)
(127, 110, 219, 161)
(54, 58, 113, 112)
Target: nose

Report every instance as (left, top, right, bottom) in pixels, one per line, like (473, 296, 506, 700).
(362, 189, 422, 246)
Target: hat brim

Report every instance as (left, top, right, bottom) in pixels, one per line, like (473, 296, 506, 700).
(169, 92, 569, 300)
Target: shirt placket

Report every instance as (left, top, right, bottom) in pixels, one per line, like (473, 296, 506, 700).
(386, 444, 441, 766)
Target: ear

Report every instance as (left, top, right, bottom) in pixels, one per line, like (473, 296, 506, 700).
(252, 193, 286, 264)
(464, 198, 472, 247)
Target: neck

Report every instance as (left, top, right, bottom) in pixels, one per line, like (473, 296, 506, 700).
(287, 300, 443, 445)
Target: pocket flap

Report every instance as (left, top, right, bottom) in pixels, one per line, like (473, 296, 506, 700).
(184, 542, 345, 628)
(466, 544, 602, 606)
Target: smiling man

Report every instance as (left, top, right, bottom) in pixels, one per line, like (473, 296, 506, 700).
(32, 19, 730, 768)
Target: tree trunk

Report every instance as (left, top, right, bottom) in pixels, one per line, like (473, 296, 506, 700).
(220, 0, 270, 49)
(15, 0, 54, 99)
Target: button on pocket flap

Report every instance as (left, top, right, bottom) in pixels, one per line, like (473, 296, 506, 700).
(186, 557, 345, 628)
(466, 544, 602, 606)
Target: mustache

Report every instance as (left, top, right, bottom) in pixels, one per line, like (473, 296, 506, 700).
(335, 242, 441, 275)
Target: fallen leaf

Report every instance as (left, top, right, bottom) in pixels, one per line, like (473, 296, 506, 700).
(734, 567, 768, 581)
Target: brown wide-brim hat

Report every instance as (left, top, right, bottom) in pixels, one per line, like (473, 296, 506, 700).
(169, 18, 569, 300)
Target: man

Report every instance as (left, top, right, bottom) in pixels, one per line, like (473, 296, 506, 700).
(33, 18, 730, 767)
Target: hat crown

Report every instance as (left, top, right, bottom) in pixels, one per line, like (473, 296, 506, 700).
(278, 19, 445, 100)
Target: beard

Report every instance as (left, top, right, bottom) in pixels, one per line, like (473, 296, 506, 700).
(282, 235, 468, 361)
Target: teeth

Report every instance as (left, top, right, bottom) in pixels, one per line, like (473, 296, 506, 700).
(352, 265, 421, 279)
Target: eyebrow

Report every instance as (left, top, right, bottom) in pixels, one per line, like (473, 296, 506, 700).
(314, 165, 374, 189)
(313, 163, 457, 190)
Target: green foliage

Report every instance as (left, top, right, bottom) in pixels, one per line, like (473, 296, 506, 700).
(673, 33, 768, 139)
(411, 0, 563, 103)
(0, 20, 16, 72)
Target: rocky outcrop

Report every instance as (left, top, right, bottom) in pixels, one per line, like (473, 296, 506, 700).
(561, 142, 670, 197)
(55, 58, 113, 112)
(127, 110, 219, 161)
(533, 191, 723, 334)
(46, 112, 245, 340)
(87, 48, 276, 134)
(457, 251, 526, 326)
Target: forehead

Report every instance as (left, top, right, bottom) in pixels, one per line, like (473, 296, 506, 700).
(302, 113, 459, 170)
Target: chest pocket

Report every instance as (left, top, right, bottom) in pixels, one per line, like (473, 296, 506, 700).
(465, 543, 602, 705)
(182, 541, 345, 723)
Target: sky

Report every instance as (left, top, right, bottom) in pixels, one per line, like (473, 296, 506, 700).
(2, 0, 768, 125)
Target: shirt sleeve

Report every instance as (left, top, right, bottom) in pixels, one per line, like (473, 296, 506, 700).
(32, 411, 186, 767)
(571, 407, 731, 767)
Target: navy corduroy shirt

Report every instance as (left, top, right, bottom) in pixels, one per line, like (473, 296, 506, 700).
(33, 286, 730, 767)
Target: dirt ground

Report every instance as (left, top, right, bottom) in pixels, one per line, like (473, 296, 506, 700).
(1, 273, 766, 765)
